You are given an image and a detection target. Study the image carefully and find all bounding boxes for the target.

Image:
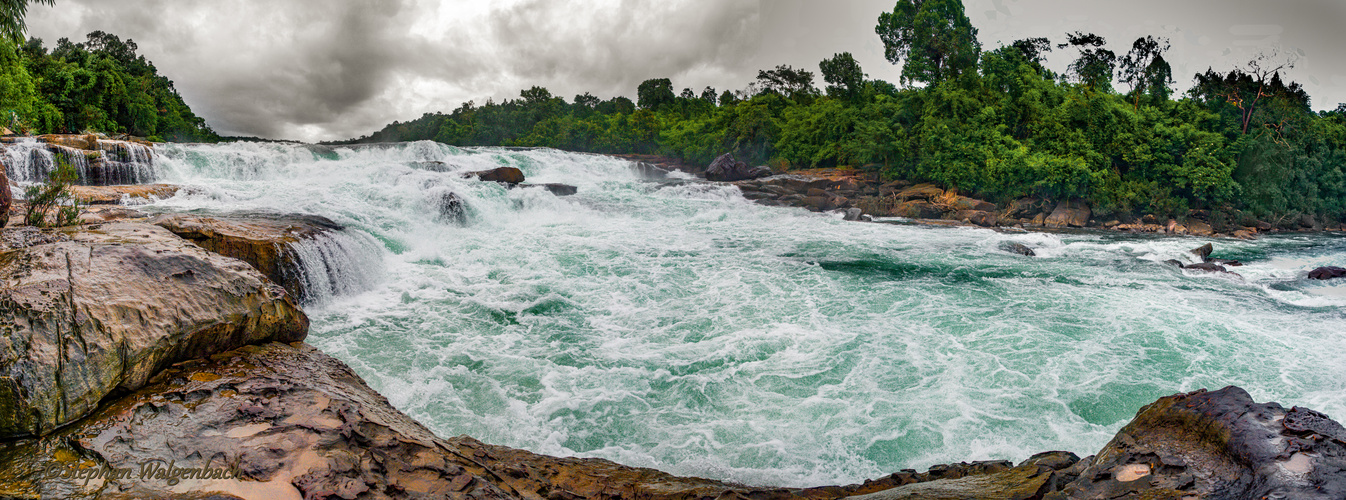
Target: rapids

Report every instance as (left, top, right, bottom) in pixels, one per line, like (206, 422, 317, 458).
(136, 141, 1346, 487)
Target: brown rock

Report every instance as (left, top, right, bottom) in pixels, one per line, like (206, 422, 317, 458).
(68, 184, 181, 205)
(958, 210, 998, 227)
(896, 200, 945, 219)
(35, 134, 98, 151)
(1044, 199, 1091, 228)
(149, 213, 344, 302)
(0, 223, 307, 438)
(1186, 219, 1214, 236)
(895, 184, 944, 201)
(1055, 387, 1346, 499)
(465, 166, 526, 185)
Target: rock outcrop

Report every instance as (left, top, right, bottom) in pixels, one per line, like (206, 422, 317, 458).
(68, 184, 182, 205)
(0, 223, 308, 439)
(1000, 242, 1036, 257)
(0, 159, 10, 228)
(1044, 199, 1091, 228)
(149, 213, 344, 302)
(1051, 386, 1346, 499)
(466, 166, 525, 185)
(705, 153, 771, 182)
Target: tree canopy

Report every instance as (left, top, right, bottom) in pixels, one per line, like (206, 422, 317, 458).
(875, 0, 981, 85)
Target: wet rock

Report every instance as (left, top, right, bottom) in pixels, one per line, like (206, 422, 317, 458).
(0, 159, 10, 228)
(1185, 262, 1231, 274)
(1044, 199, 1091, 228)
(149, 213, 344, 301)
(1164, 259, 1186, 269)
(68, 184, 181, 205)
(1054, 386, 1346, 499)
(0, 342, 513, 500)
(465, 166, 525, 185)
(436, 191, 469, 224)
(410, 160, 451, 172)
(631, 161, 671, 179)
(847, 453, 1079, 500)
(1001, 242, 1036, 257)
(705, 153, 771, 182)
(1190, 243, 1213, 261)
(843, 207, 863, 221)
(525, 183, 578, 196)
(35, 133, 99, 151)
(1186, 219, 1214, 236)
(1308, 266, 1346, 280)
(0, 223, 307, 438)
(1209, 258, 1243, 267)
(895, 200, 944, 219)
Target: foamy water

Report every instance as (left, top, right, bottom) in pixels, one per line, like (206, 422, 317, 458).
(145, 141, 1346, 487)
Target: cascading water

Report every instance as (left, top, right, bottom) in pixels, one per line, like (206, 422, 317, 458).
(284, 230, 387, 306)
(1, 137, 158, 185)
(138, 140, 1346, 487)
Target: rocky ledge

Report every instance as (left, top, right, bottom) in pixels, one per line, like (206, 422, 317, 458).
(0, 223, 307, 439)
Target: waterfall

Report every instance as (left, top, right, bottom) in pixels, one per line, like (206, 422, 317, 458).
(1, 137, 157, 185)
(282, 230, 386, 306)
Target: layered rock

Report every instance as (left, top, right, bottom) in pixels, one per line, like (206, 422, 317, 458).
(148, 213, 343, 302)
(705, 153, 771, 182)
(68, 184, 182, 205)
(1051, 386, 1346, 499)
(0, 223, 307, 439)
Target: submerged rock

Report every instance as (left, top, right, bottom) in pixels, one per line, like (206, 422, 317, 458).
(465, 166, 525, 185)
(1308, 266, 1346, 280)
(436, 191, 470, 224)
(1190, 243, 1213, 261)
(705, 153, 770, 182)
(0, 223, 307, 439)
(1052, 386, 1346, 499)
(522, 182, 578, 196)
(149, 213, 344, 301)
(1001, 242, 1036, 257)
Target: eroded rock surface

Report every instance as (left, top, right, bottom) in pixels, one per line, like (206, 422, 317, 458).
(149, 213, 342, 301)
(0, 223, 307, 439)
(1052, 386, 1346, 499)
(705, 153, 771, 182)
(68, 184, 182, 205)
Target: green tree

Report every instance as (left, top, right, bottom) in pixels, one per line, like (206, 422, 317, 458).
(820, 52, 865, 102)
(1058, 32, 1116, 91)
(636, 78, 675, 111)
(875, 0, 981, 85)
(1, 0, 51, 42)
(754, 64, 818, 103)
(1118, 36, 1173, 107)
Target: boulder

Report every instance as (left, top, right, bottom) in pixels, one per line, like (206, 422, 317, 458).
(958, 210, 997, 227)
(1186, 219, 1214, 236)
(631, 161, 671, 179)
(35, 134, 98, 151)
(1164, 259, 1185, 268)
(465, 166, 525, 185)
(1044, 199, 1091, 228)
(705, 153, 771, 182)
(1190, 243, 1213, 261)
(1052, 386, 1346, 499)
(0, 223, 307, 438)
(895, 200, 945, 219)
(843, 207, 863, 221)
(68, 184, 181, 205)
(1185, 262, 1231, 274)
(1000, 242, 1036, 257)
(525, 183, 578, 196)
(1308, 266, 1346, 280)
(149, 213, 344, 302)
(435, 191, 469, 225)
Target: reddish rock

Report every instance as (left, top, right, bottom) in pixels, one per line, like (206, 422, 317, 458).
(1308, 266, 1346, 280)
(465, 166, 525, 185)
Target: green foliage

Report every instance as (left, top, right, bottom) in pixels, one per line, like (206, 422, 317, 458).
(24, 158, 83, 227)
(0, 0, 50, 43)
(875, 0, 981, 85)
(820, 52, 865, 103)
(637, 78, 675, 111)
(0, 31, 216, 140)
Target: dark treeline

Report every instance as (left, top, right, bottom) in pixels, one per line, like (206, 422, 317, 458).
(338, 0, 1342, 225)
(0, 32, 217, 142)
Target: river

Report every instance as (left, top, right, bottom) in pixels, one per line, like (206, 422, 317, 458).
(142, 140, 1346, 487)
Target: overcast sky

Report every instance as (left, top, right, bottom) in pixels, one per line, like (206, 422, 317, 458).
(25, 0, 1346, 143)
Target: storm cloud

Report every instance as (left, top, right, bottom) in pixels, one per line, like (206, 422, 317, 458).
(24, 0, 1346, 142)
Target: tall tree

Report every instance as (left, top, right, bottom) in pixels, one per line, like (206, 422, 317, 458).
(820, 52, 865, 102)
(1118, 36, 1173, 107)
(1191, 52, 1308, 135)
(1058, 32, 1116, 91)
(1010, 37, 1052, 65)
(636, 78, 675, 111)
(875, 0, 981, 85)
(1, 0, 51, 42)
(755, 64, 818, 103)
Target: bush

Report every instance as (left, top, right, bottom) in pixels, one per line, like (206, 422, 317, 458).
(24, 159, 83, 227)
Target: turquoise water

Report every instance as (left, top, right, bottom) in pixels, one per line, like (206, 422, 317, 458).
(151, 142, 1346, 487)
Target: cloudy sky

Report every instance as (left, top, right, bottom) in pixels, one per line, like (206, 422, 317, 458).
(25, 0, 1346, 143)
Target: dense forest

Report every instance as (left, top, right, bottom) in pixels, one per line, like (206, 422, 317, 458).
(0, 31, 217, 142)
(333, 0, 1346, 225)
